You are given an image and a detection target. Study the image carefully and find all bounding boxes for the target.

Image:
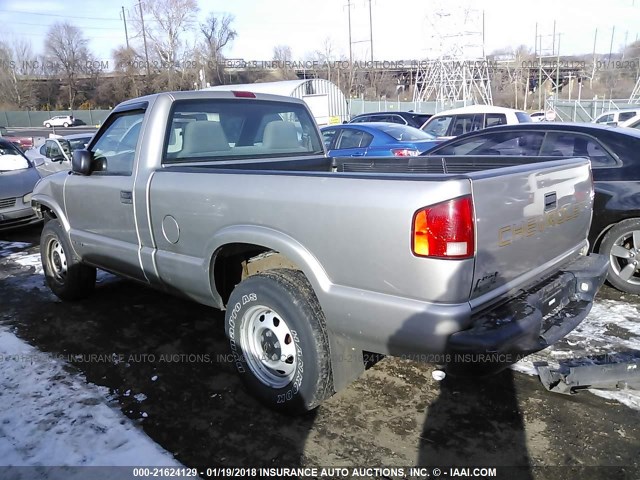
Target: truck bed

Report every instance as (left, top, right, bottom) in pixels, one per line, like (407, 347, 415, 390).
(164, 154, 583, 177)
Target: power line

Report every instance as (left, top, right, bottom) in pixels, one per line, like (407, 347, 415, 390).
(0, 9, 122, 21)
(6, 20, 124, 30)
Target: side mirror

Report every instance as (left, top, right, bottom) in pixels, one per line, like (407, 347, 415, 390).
(72, 149, 93, 175)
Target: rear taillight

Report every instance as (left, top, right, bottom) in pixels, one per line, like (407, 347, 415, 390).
(412, 195, 475, 258)
(392, 148, 419, 157)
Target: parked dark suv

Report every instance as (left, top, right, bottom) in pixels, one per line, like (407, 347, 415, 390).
(349, 111, 433, 129)
(424, 122, 640, 294)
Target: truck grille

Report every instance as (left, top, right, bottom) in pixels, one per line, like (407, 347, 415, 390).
(0, 197, 17, 209)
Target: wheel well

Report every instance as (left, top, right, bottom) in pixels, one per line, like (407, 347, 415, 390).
(212, 243, 301, 306)
(36, 204, 58, 221)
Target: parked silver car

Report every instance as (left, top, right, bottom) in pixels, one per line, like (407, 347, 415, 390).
(25, 133, 93, 177)
(0, 138, 43, 231)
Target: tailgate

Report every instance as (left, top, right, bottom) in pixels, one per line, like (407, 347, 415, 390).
(469, 158, 593, 304)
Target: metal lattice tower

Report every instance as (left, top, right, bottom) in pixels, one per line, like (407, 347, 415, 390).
(412, 1, 492, 108)
(630, 76, 640, 103)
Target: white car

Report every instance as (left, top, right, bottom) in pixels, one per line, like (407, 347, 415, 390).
(592, 108, 640, 126)
(420, 105, 532, 140)
(43, 115, 75, 128)
(25, 133, 93, 177)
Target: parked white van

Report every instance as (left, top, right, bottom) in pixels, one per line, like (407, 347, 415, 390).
(420, 105, 532, 140)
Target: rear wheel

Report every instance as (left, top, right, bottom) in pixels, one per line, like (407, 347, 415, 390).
(599, 218, 640, 294)
(224, 269, 333, 414)
(63, 122, 69, 127)
(41, 220, 96, 300)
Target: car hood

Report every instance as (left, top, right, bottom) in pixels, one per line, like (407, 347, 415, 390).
(0, 167, 40, 198)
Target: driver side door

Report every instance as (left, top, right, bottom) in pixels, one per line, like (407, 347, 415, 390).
(63, 107, 148, 282)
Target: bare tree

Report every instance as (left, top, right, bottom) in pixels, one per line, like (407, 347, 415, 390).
(0, 39, 38, 108)
(273, 45, 296, 80)
(200, 12, 237, 86)
(133, 0, 199, 91)
(45, 22, 93, 108)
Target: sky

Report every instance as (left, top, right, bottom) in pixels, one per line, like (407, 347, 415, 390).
(0, 0, 639, 66)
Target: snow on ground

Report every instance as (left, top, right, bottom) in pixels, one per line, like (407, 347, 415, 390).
(0, 241, 32, 258)
(0, 325, 185, 478)
(513, 300, 640, 410)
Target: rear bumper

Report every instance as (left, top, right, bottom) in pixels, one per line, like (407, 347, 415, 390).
(445, 253, 609, 375)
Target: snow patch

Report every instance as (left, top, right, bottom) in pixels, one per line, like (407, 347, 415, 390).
(0, 326, 183, 468)
(0, 241, 32, 258)
(513, 299, 640, 411)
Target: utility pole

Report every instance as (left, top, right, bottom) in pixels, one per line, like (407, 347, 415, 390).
(608, 26, 616, 64)
(121, 6, 130, 49)
(137, 1, 151, 78)
(368, 0, 374, 64)
(346, 0, 353, 67)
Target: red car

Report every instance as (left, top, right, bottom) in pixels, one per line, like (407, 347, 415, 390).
(0, 126, 34, 151)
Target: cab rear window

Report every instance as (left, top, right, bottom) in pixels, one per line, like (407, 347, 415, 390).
(163, 99, 323, 163)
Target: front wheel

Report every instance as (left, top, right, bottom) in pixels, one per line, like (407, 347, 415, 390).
(44, 123, 51, 128)
(224, 269, 333, 414)
(41, 220, 96, 300)
(599, 218, 640, 294)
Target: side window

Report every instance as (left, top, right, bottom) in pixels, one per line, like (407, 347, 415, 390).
(322, 128, 338, 148)
(350, 116, 369, 123)
(450, 114, 483, 137)
(423, 115, 453, 137)
(540, 132, 616, 167)
(335, 129, 373, 149)
(618, 112, 636, 122)
(389, 115, 407, 124)
(595, 114, 614, 124)
(91, 111, 145, 175)
(48, 141, 62, 159)
(486, 114, 507, 127)
(435, 132, 544, 156)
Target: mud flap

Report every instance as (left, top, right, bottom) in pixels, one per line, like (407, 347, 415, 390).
(537, 352, 640, 395)
(328, 332, 365, 393)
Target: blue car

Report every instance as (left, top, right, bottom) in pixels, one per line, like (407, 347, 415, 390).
(320, 122, 439, 157)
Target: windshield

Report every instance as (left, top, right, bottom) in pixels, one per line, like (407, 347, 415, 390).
(0, 143, 30, 172)
(422, 115, 453, 136)
(380, 124, 436, 141)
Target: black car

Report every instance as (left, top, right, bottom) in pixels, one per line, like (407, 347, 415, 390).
(424, 122, 640, 294)
(349, 111, 433, 129)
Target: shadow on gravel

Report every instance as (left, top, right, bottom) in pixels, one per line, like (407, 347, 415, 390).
(0, 229, 315, 469)
(417, 371, 533, 479)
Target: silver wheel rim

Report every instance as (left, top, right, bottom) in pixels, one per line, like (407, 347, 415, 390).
(47, 238, 67, 281)
(239, 305, 297, 388)
(609, 229, 640, 286)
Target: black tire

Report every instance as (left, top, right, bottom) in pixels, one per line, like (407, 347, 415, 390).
(40, 220, 96, 301)
(599, 218, 640, 294)
(224, 269, 333, 414)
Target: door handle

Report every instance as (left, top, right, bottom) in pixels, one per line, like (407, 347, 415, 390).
(120, 191, 133, 204)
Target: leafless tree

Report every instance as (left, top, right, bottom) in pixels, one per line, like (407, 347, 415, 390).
(133, 0, 199, 91)
(273, 45, 296, 80)
(0, 39, 38, 108)
(45, 22, 94, 108)
(200, 12, 237, 86)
